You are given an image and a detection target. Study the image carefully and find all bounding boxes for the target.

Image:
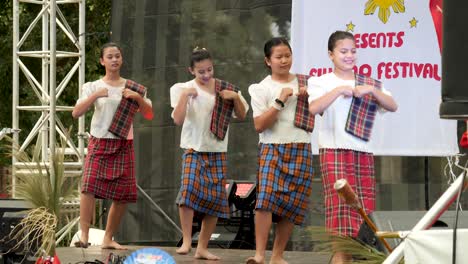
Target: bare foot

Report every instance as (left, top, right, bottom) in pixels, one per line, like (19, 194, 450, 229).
(176, 244, 191, 255)
(245, 256, 265, 264)
(74, 241, 90, 248)
(101, 240, 127, 250)
(75, 234, 89, 248)
(194, 249, 220, 260)
(270, 257, 288, 264)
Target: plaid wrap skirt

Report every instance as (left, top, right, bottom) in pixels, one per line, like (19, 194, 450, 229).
(320, 148, 375, 237)
(175, 149, 230, 219)
(256, 143, 313, 225)
(81, 137, 137, 203)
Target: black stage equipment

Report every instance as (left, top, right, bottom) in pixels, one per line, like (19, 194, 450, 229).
(440, 1, 468, 119)
(0, 199, 35, 264)
(225, 180, 237, 207)
(177, 180, 257, 249)
(0, 199, 33, 251)
(0, 199, 31, 217)
(106, 253, 126, 264)
(357, 210, 468, 254)
(230, 181, 256, 211)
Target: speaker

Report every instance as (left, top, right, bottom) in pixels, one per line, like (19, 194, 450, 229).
(0, 211, 38, 264)
(0, 212, 26, 252)
(0, 199, 31, 217)
(0, 199, 34, 256)
(357, 210, 468, 253)
(440, 1, 468, 119)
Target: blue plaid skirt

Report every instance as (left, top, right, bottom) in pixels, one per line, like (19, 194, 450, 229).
(256, 143, 313, 225)
(175, 149, 230, 218)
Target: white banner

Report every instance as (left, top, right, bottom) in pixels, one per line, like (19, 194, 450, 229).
(291, 0, 458, 156)
(404, 229, 468, 263)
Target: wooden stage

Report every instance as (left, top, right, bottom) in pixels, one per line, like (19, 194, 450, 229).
(56, 246, 331, 263)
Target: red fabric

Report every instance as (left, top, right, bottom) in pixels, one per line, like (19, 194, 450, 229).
(35, 254, 60, 264)
(81, 137, 136, 202)
(108, 79, 146, 139)
(320, 148, 375, 237)
(430, 0, 443, 53)
(210, 79, 239, 140)
(460, 132, 468, 148)
(294, 74, 315, 132)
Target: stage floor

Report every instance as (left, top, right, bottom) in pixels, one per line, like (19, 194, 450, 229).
(56, 246, 330, 263)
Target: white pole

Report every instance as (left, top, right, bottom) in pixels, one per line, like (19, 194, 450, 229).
(42, 0, 50, 161)
(49, 0, 57, 188)
(12, 0, 20, 197)
(383, 172, 468, 264)
(11, 0, 84, 199)
(78, 0, 85, 162)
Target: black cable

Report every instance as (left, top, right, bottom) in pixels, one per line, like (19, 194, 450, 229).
(96, 206, 107, 225)
(452, 172, 465, 264)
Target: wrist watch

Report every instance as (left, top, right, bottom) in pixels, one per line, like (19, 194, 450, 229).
(275, 98, 285, 108)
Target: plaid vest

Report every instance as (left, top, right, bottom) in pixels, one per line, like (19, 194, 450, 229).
(209, 79, 239, 140)
(294, 74, 314, 132)
(344, 74, 382, 141)
(108, 79, 147, 139)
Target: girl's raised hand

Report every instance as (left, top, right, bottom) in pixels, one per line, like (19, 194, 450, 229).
(353, 85, 374, 98)
(296, 86, 308, 96)
(123, 88, 141, 100)
(95, 87, 109, 98)
(279, 87, 294, 103)
(219, 90, 239, 100)
(337, 85, 354, 98)
(183, 87, 198, 98)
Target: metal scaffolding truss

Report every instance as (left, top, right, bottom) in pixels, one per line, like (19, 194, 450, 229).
(12, 0, 86, 196)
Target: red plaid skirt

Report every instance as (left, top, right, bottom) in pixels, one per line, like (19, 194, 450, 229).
(81, 137, 137, 203)
(320, 148, 375, 237)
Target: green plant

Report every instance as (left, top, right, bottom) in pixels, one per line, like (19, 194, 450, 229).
(4, 134, 79, 257)
(309, 226, 404, 264)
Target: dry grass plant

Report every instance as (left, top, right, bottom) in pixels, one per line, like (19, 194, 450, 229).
(309, 226, 404, 264)
(2, 133, 79, 257)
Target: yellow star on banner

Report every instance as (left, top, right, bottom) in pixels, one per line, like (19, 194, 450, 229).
(346, 21, 356, 32)
(409, 17, 418, 28)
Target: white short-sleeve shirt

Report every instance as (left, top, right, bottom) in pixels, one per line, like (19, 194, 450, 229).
(170, 79, 249, 152)
(248, 75, 311, 144)
(77, 79, 151, 139)
(308, 72, 391, 152)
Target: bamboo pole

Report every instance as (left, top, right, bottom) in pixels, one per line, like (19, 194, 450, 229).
(334, 179, 393, 252)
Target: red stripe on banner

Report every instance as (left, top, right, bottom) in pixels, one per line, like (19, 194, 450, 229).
(430, 0, 443, 54)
